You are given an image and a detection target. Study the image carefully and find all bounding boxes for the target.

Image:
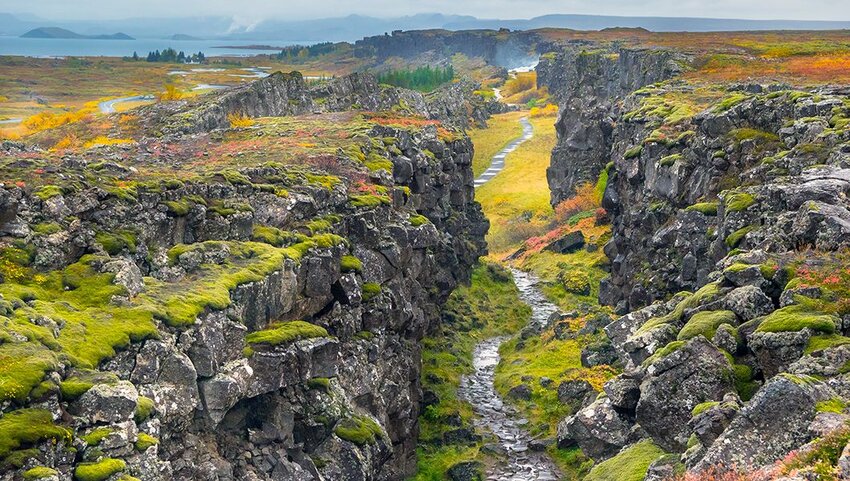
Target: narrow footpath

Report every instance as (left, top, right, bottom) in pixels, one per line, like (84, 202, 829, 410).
(459, 269, 561, 480)
(474, 117, 533, 188)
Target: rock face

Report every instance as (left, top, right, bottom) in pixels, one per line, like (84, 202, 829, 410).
(147, 71, 494, 135)
(538, 46, 684, 204)
(543, 41, 850, 478)
(0, 89, 486, 480)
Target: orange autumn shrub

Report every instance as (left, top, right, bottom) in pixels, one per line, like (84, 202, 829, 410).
(554, 183, 601, 224)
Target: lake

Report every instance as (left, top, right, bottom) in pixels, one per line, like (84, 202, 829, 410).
(0, 36, 311, 57)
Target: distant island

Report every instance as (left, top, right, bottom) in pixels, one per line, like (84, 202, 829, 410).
(21, 27, 134, 40)
(170, 34, 202, 41)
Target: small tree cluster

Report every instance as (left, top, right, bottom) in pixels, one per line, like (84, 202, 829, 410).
(376, 66, 455, 92)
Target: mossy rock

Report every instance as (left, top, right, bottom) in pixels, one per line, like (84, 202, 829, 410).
(23, 467, 58, 481)
(677, 310, 738, 341)
(725, 193, 756, 212)
(73, 458, 126, 481)
(584, 439, 666, 481)
(0, 409, 72, 459)
(756, 304, 837, 334)
(245, 321, 328, 349)
(685, 202, 718, 216)
(333, 415, 385, 446)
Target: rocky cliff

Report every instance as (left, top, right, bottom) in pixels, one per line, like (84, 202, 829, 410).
(538, 45, 684, 205)
(546, 42, 850, 478)
(0, 74, 487, 481)
(145, 71, 494, 136)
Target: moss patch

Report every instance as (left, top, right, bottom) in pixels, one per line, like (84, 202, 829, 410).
(725, 193, 756, 212)
(685, 202, 718, 216)
(23, 467, 58, 481)
(334, 415, 385, 446)
(756, 303, 837, 334)
(0, 408, 71, 459)
(74, 458, 126, 481)
(245, 321, 328, 348)
(584, 440, 666, 481)
(677, 310, 737, 341)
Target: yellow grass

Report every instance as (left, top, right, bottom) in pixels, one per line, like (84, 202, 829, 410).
(468, 111, 525, 177)
(473, 114, 557, 256)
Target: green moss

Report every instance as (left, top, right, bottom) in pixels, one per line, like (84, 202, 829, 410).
(806, 334, 850, 354)
(245, 321, 328, 347)
(624, 145, 643, 160)
(33, 222, 62, 236)
(134, 433, 159, 451)
(0, 409, 71, 459)
(74, 458, 126, 481)
(364, 152, 394, 173)
(362, 282, 381, 302)
(251, 225, 297, 248)
(135, 396, 155, 422)
(636, 283, 722, 336)
(219, 170, 252, 186)
(595, 167, 610, 203)
(60, 370, 118, 401)
(725, 225, 755, 248)
(659, 154, 683, 167)
(728, 128, 779, 144)
(23, 467, 58, 480)
(410, 214, 430, 227)
(714, 93, 749, 112)
(340, 255, 363, 273)
(95, 230, 137, 255)
(816, 397, 847, 414)
(733, 364, 758, 401)
(163, 198, 194, 216)
(349, 194, 391, 208)
(306, 214, 341, 234)
(726, 193, 756, 212)
(685, 202, 718, 216)
(584, 439, 666, 481)
(643, 341, 686, 367)
(756, 304, 838, 334)
(33, 185, 63, 201)
(81, 427, 114, 446)
(678, 310, 738, 341)
(692, 401, 720, 417)
(334, 415, 385, 446)
(307, 377, 331, 391)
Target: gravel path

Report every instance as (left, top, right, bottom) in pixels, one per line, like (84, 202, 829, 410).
(459, 269, 561, 480)
(474, 117, 533, 189)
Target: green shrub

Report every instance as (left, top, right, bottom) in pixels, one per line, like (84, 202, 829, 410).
(74, 458, 126, 481)
(584, 439, 666, 481)
(677, 310, 738, 341)
(334, 415, 385, 446)
(685, 202, 718, 216)
(245, 321, 328, 347)
(340, 255, 363, 273)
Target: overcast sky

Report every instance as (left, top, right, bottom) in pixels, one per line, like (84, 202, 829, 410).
(4, 0, 850, 22)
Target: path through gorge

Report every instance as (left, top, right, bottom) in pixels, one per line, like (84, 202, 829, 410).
(474, 117, 533, 188)
(459, 269, 561, 480)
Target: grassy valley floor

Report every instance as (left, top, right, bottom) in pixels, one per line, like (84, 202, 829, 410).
(413, 110, 618, 479)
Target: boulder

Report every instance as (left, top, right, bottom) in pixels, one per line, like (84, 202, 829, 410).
(723, 286, 774, 321)
(636, 337, 736, 451)
(558, 380, 594, 405)
(696, 374, 836, 471)
(507, 384, 532, 401)
(75, 381, 139, 424)
(604, 374, 642, 412)
(749, 329, 812, 378)
(544, 230, 585, 254)
(557, 397, 634, 460)
(447, 461, 482, 481)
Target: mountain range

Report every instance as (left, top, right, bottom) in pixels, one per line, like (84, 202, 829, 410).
(3, 12, 850, 42)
